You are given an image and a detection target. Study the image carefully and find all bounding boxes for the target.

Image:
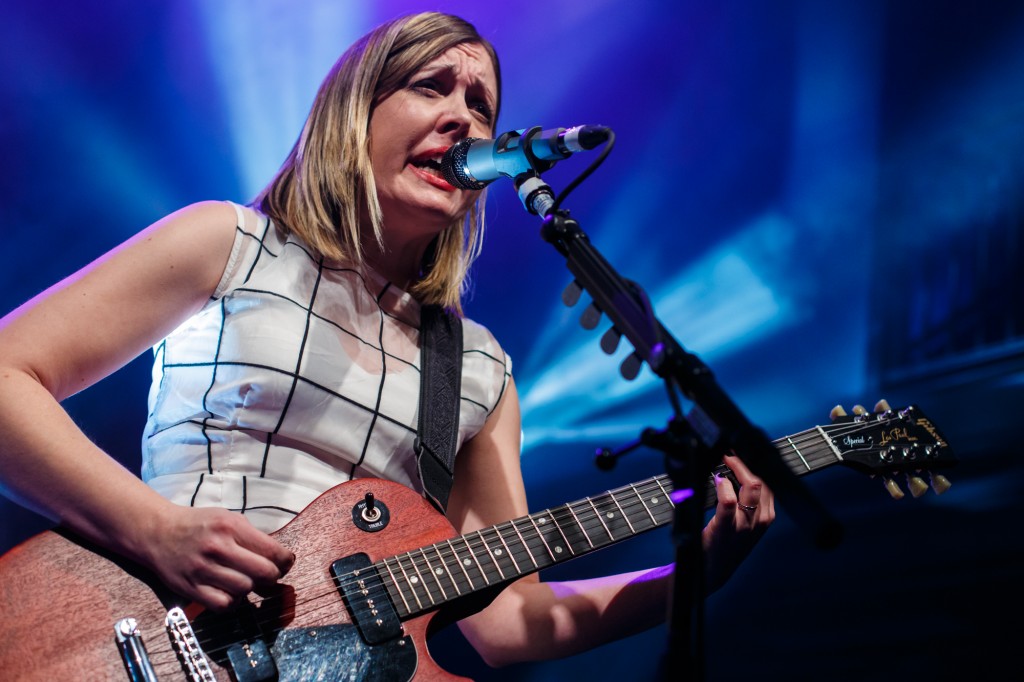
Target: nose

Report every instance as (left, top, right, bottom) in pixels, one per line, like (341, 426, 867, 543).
(436, 98, 475, 138)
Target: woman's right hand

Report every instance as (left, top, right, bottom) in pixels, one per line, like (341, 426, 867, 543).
(140, 504, 295, 611)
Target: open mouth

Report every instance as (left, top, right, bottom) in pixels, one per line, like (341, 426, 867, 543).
(413, 157, 443, 176)
(410, 148, 450, 179)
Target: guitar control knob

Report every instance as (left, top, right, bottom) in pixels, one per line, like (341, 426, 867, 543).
(929, 472, 952, 495)
(883, 477, 905, 500)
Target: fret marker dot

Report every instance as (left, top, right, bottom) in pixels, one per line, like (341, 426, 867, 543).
(463, 559, 472, 567)
(606, 512, 615, 518)
(410, 576, 419, 584)
(538, 518, 547, 524)
(555, 546, 563, 554)
(434, 568, 443, 575)
(495, 548, 503, 556)
(651, 497, 659, 504)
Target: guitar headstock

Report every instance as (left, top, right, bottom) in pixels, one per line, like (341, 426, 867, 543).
(825, 405, 956, 499)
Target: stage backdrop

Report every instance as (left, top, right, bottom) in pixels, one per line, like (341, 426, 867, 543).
(2, 1, 1022, 680)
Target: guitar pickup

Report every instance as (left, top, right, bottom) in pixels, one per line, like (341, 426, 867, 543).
(226, 639, 277, 682)
(332, 553, 403, 645)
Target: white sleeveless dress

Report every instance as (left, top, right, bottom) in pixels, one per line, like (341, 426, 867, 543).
(141, 202, 511, 532)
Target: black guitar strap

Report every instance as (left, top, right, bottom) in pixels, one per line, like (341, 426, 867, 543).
(414, 303, 463, 514)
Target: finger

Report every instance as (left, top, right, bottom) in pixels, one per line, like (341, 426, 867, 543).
(722, 454, 764, 513)
(192, 584, 238, 612)
(229, 519, 296, 579)
(722, 454, 762, 488)
(192, 521, 291, 587)
(713, 469, 739, 514)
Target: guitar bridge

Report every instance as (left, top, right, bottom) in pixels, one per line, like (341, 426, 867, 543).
(165, 606, 216, 681)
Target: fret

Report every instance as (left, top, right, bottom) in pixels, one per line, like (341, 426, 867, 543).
(402, 552, 439, 606)
(380, 557, 412, 614)
(477, 526, 515, 580)
(445, 539, 477, 592)
(458, 536, 490, 586)
(418, 549, 449, 601)
(530, 511, 573, 563)
(470, 530, 505, 583)
(513, 516, 556, 569)
(784, 435, 812, 472)
(638, 481, 673, 527)
(490, 524, 523, 576)
(585, 496, 615, 542)
(389, 556, 425, 611)
(628, 483, 658, 527)
(652, 478, 676, 524)
(589, 491, 635, 540)
(608, 490, 638, 534)
(653, 476, 673, 500)
(503, 519, 540, 569)
(564, 502, 594, 549)
(547, 505, 588, 556)
(432, 544, 464, 596)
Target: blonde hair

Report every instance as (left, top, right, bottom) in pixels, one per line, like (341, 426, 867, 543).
(253, 12, 501, 313)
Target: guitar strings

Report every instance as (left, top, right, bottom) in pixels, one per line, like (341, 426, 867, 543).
(181, 417, 900, 663)
(190, 419, 874, 642)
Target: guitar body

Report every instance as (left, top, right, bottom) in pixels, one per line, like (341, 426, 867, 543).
(0, 479, 471, 681)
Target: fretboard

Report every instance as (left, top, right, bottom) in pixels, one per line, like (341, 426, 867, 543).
(378, 422, 843, 619)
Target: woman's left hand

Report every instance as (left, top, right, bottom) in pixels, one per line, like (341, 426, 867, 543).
(701, 454, 775, 592)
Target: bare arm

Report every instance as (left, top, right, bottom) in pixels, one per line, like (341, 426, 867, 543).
(0, 201, 293, 609)
(446, 378, 774, 667)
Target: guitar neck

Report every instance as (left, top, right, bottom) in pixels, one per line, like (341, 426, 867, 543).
(377, 424, 843, 619)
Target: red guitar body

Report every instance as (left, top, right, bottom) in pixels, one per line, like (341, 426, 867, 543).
(0, 479, 471, 681)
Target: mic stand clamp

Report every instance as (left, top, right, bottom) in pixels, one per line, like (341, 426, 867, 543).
(615, 417, 715, 681)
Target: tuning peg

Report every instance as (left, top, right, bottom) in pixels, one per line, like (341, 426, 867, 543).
(852, 404, 869, 421)
(562, 280, 582, 307)
(882, 476, 905, 500)
(929, 472, 952, 495)
(905, 473, 929, 498)
(600, 326, 621, 354)
(580, 303, 602, 330)
(620, 352, 643, 381)
(830, 405, 847, 421)
(873, 398, 891, 414)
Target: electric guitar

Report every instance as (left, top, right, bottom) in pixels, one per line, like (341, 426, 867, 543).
(0, 406, 955, 681)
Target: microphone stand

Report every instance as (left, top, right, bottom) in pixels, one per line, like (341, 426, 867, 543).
(510, 159, 842, 681)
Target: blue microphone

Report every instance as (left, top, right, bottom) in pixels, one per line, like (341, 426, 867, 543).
(441, 125, 611, 190)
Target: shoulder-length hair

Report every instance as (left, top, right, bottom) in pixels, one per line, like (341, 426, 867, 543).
(254, 12, 502, 314)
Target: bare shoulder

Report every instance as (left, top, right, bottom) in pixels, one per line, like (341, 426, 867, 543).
(0, 201, 245, 397)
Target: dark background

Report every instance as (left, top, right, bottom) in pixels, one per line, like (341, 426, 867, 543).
(2, 1, 1021, 680)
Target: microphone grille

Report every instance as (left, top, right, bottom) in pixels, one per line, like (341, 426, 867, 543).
(442, 138, 490, 190)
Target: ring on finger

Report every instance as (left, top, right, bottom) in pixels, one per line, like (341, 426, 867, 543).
(738, 503, 758, 512)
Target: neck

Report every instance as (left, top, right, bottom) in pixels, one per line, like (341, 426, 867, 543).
(361, 231, 433, 293)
